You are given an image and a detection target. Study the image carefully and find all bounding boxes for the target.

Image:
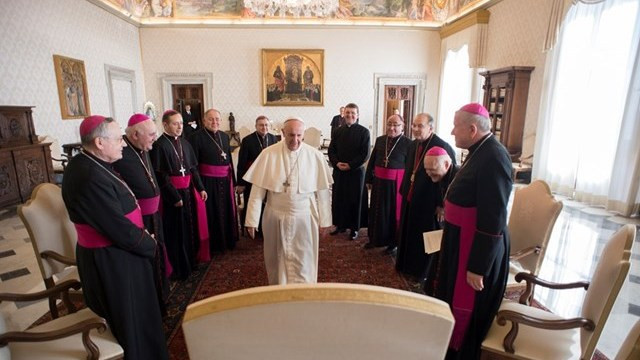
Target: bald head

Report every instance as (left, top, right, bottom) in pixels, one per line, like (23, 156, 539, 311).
(424, 152, 452, 183)
(386, 114, 404, 137)
(125, 119, 157, 151)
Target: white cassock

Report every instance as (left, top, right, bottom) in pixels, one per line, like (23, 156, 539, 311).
(243, 141, 333, 284)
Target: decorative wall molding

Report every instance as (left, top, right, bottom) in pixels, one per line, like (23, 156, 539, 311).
(440, 9, 490, 38)
(105, 65, 137, 119)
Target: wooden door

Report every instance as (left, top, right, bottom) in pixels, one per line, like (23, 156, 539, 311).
(171, 84, 205, 126)
(383, 85, 415, 137)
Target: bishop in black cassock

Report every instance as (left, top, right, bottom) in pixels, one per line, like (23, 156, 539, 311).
(328, 103, 370, 240)
(188, 109, 239, 252)
(151, 110, 208, 280)
(435, 103, 511, 359)
(236, 116, 278, 233)
(113, 113, 169, 313)
(396, 113, 456, 279)
(365, 115, 411, 250)
(63, 115, 168, 360)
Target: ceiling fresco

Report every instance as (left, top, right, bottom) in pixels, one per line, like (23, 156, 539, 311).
(100, 0, 491, 25)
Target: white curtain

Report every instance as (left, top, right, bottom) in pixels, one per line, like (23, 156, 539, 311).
(437, 45, 473, 152)
(533, 0, 640, 216)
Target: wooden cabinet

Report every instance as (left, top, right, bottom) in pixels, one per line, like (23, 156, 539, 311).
(0, 106, 54, 208)
(480, 66, 534, 161)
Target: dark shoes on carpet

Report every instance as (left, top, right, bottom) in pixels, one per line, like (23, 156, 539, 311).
(330, 228, 346, 236)
(349, 230, 358, 240)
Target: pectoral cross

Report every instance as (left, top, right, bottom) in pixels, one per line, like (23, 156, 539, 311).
(410, 174, 415, 182)
(221, 152, 227, 160)
(383, 157, 389, 167)
(179, 166, 186, 176)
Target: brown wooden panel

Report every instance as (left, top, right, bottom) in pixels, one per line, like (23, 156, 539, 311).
(0, 106, 36, 148)
(0, 150, 19, 207)
(13, 146, 50, 202)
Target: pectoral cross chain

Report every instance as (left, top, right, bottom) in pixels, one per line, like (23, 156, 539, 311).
(383, 157, 389, 167)
(179, 166, 186, 176)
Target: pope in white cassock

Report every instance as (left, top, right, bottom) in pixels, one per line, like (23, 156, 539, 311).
(243, 117, 333, 284)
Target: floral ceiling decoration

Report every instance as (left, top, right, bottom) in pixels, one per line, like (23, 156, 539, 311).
(95, 0, 492, 26)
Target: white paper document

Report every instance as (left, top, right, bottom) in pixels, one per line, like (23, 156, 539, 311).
(423, 230, 443, 254)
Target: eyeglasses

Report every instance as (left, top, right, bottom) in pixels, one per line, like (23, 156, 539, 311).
(387, 123, 403, 127)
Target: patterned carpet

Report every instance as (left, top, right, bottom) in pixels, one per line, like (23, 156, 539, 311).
(165, 229, 413, 359)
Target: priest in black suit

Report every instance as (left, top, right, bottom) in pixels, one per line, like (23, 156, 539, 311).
(328, 103, 370, 240)
(435, 103, 511, 359)
(182, 104, 198, 138)
(188, 108, 239, 252)
(236, 115, 278, 234)
(329, 106, 345, 138)
(395, 113, 456, 280)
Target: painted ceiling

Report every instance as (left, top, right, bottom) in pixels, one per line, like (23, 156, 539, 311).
(95, 0, 492, 27)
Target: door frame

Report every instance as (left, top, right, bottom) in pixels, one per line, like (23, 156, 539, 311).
(159, 72, 213, 113)
(373, 73, 427, 140)
(105, 65, 137, 119)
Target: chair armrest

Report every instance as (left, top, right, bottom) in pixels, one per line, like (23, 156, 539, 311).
(0, 279, 81, 303)
(0, 316, 107, 359)
(515, 272, 589, 305)
(510, 246, 541, 261)
(496, 309, 595, 353)
(41, 250, 77, 266)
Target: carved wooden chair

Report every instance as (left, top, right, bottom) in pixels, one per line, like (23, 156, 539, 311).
(183, 283, 454, 360)
(507, 180, 563, 294)
(615, 319, 640, 360)
(18, 183, 80, 319)
(0, 280, 123, 360)
(481, 224, 636, 360)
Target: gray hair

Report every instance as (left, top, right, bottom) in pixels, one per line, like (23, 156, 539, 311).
(81, 117, 116, 146)
(415, 113, 435, 129)
(456, 110, 491, 132)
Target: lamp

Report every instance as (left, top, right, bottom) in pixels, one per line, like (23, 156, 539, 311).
(243, 0, 339, 18)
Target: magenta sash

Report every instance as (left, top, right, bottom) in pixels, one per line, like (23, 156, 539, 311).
(75, 207, 143, 248)
(199, 164, 229, 178)
(199, 163, 238, 238)
(374, 166, 405, 225)
(443, 199, 477, 351)
(138, 195, 160, 216)
(170, 175, 210, 262)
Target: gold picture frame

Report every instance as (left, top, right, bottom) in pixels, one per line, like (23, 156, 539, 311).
(262, 49, 324, 106)
(53, 55, 91, 119)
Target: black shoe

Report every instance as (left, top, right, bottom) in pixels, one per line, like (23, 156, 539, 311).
(384, 246, 397, 256)
(330, 228, 346, 236)
(350, 230, 359, 240)
(364, 242, 375, 249)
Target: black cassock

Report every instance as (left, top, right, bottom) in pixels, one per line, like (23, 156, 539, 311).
(435, 134, 511, 359)
(188, 129, 239, 252)
(395, 134, 456, 278)
(328, 123, 370, 231)
(365, 134, 411, 247)
(113, 137, 168, 313)
(151, 133, 205, 280)
(62, 152, 168, 360)
(237, 131, 278, 231)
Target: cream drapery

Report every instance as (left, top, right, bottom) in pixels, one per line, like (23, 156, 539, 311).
(533, 0, 640, 217)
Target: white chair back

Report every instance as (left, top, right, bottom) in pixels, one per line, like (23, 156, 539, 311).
(183, 283, 454, 360)
(303, 127, 322, 148)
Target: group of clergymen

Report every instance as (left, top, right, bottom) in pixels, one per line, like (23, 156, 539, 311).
(62, 101, 511, 359)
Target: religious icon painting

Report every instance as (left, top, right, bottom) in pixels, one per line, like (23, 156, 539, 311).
(53, 55, 91, 119)
(262, 49, 324, 106)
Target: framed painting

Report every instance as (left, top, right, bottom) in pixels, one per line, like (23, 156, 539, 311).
(53, 55, 91, 119)
(262, 49, 324, 106)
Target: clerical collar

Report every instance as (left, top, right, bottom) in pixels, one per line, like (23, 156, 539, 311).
(123, 135, 143, 153)
(205, 128, 219, 135)
(468, 133, 492, 155)
(163, 132, 179, 141)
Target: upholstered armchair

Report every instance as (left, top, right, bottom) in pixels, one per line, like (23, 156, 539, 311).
(615, 319, 640, 360)
(481, 224, 636, 360)
(18, 183, 80, 319)
(507, 180, 563, 298)
(183, 283, 454, 360)
(0, 280, 123, 360)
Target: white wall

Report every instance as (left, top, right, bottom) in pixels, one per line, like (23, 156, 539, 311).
(485, 0, 554, 158)
(0, 0, 145, 146)
(140, 27, 442, 138)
